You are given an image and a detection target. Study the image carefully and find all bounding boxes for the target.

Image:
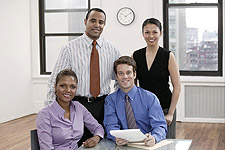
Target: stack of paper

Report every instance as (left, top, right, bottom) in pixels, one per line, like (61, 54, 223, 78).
(110, 129, 174, 149)
(128, 140, 174, 149)
(110, 129, 146, 142)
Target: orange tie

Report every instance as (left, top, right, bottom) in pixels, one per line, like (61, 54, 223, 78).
(90, 40, 100, 98)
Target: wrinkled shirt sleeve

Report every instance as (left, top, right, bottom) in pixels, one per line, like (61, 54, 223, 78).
(45, 46, 72, 105)
(36, 110, 54, 150)
(103, 95, 121, 141)
(112, 47, 121, 91)
(147, 94, 167, 143)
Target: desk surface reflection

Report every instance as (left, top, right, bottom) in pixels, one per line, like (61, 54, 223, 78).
(78, 138, 192, 150)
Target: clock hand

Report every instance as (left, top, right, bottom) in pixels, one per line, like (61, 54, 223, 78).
(120, 13, 126, 17)
(124, 12, 132, 17)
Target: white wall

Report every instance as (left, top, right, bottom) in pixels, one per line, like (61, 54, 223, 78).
(0, 0, 224, 123)
(100, 0, 163, 55)
(0, 0, 33, 123)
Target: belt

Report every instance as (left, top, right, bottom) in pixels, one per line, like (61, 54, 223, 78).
(74, 95, 108, 103)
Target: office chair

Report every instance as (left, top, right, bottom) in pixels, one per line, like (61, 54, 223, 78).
(30, 129, 40, 150)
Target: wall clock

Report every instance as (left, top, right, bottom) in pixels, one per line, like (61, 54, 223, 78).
(117, 7, 135, 26)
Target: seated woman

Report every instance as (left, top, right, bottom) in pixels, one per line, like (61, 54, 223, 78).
(36, 69, 104, 150)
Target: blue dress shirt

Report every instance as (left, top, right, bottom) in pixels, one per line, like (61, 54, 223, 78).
(103, 85, 167, 143)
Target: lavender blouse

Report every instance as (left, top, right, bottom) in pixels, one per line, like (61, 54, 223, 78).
(36, 100, 104, 150)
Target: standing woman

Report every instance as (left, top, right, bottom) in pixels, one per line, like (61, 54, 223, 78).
(36, 69, 104, 150)
(132, 18, 181, 138)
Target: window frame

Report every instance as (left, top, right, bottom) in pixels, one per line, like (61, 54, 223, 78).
(163, 0, 223, 76)
(39, 0, 90, 75)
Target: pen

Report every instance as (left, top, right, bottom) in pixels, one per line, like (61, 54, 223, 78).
(146, 132, 151, 137)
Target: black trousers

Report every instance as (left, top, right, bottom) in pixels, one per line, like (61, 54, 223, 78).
(72, 95, 106, 147)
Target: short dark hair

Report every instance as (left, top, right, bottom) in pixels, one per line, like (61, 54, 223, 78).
(55, 69, 78, 86)
(85, 8, 106, 21)
(113, 56, 137, 74)
(142, 18, 162, 32)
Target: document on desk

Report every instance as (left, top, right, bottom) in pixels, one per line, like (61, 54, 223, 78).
(128, 140, 174, 150)
(110, 129, 146, 142)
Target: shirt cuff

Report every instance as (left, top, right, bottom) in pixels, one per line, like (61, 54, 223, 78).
(152, 134, 160, 143)
(94, 132, 104, 139)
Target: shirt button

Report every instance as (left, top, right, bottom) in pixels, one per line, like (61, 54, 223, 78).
(69, 146, 71, 149)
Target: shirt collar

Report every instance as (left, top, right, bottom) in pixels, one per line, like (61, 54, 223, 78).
(52, 100, 75, 118)
(118, 85, 137, 101)
(83, 33, 103, 48)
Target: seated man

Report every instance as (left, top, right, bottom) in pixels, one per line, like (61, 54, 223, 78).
(103, 56, 167, 147)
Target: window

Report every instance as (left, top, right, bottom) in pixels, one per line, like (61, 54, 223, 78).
(163, 0, 223, 76)
(39, 0, 90, 74)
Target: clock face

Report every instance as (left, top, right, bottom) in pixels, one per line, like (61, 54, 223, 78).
(117, 7, 135, 26)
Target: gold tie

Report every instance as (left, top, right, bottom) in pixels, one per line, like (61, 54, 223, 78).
(90, 41, 100, 98)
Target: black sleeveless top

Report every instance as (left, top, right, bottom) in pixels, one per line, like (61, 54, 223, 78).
(133, 46, 172, 109)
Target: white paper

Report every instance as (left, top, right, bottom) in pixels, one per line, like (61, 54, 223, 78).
(128, 140, 174, 150)
(110, 129, 146, 142)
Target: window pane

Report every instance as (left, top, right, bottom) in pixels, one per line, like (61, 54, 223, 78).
(45, 0, 88, 9)
(46, 36, 78, 72)
(45, 12, 86, 33)
(169, 0, 218, 3)
(168, 7, 218, 71)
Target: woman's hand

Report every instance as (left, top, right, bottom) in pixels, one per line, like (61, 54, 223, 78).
(165, 113, 173, 125)
(144, 133, 155, 147)
(115, 137, 129, 146)
(82, 135, 101, 148)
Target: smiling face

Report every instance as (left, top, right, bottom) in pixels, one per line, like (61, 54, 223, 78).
(55, 75, 77, 104)
(116, 64, 136, 93)
(142, 23, 162, 46)
(84, 10, 106, 40)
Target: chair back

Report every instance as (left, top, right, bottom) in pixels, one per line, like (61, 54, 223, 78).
(30, 129, 40, 150)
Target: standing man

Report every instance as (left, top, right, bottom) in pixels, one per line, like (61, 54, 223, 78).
(46, 8, 121, 145)
(104, 56, 167, 147)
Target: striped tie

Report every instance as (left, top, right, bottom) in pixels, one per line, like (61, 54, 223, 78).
(125, 94, 137, 129)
